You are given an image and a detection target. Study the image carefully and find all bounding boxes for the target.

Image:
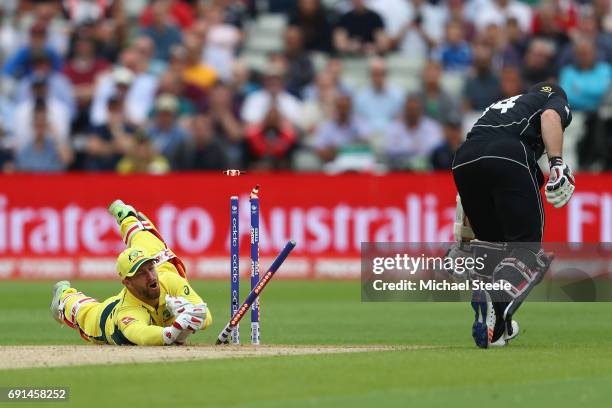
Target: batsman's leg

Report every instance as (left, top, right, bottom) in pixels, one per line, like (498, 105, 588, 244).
(492, 246, 552, 320)
(471, 289, 520, 348)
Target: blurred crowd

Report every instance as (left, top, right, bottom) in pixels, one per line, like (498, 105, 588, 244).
(0, 0, 611, 174)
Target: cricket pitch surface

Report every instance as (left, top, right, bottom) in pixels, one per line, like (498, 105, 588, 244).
(0, 345, 437, 369)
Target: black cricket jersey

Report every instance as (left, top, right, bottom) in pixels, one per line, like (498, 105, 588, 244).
(466, 90, 572, 158)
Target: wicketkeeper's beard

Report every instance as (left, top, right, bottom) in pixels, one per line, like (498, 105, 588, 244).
(143, 280, 160, 300)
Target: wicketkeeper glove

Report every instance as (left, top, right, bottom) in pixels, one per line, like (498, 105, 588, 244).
(163, 295, 209, 345)
(165, 295, 207, 321)
(165, 295, 191, 317)
(545, 157, 575, 208)
(162, 311, 206, 345)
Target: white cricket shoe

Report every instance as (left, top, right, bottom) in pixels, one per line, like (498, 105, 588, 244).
(490, 320, 520, 347)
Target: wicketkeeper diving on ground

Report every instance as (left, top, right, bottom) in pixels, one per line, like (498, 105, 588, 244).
(50, 200, 212, 345)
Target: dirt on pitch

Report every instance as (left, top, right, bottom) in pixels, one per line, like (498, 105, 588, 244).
(0, 344, 435, 370)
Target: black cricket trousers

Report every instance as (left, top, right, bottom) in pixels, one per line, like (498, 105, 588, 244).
(452, 134, 545, 243)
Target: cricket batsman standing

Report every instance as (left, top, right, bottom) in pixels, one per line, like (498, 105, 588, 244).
(451, 82, 575, 348)
(49, 200, 213, 345)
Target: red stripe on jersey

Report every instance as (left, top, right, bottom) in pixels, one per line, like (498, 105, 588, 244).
(124, 224, 141, 244)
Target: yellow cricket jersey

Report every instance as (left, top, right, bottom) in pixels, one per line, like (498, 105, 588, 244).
(93, 272, 211, 346)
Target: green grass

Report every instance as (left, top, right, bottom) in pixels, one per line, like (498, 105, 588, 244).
(1, 280, 612, 407)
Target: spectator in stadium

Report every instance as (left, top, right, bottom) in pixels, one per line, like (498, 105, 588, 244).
(0, 81, 12, 127)
(198, 0, 248, 29)
(93, 17, 126, 63)
(589, 10, 612, 65)
(505, 17, 530, 60)
(602, 87, 612, 169)
(62, 0, 115, 25)
(274, 26, 315, 98)
(28, 1, 71, 57)
(477, 23, 521, 70)
(433, 20, 472, 72)
(182, 31, 218, 91)
(140, 0, 194, 30)
(90, 67, 131, 127)
(288, 0, 333, 52)
(302, 71, 340, 141)
(166, 44, 188, 76)
(241, 63, 303, 128)
(354, 57, 403, 133)
(14, 100, 73, 173)
(430, 114, 464, 171)
(164, 45, 209, 110)
(140, 0, 183, 63)
(3, 22, 63, 79)
(560, 38, 612, 167)
(245, 104, 297, 170)
(382, 95, 443, 170)
(90, 49, 159, 127)
(132, 36, 166, 76)
(116, 131, 170, 174)
(207, 82, 244, 168)
(531, 0, 578, 37)
(531, 1, 572, 53)
(303, 57, 352, 100)
(499, 65, 525, 98)
(200, 7, 243, 82)
(62, 36, 111, 133)
(0, 6, 20, 61)
(463, 45, 500, 111)
(476, 0, 532, 34)
(419, 60, 461, 124)
(15, 51, 76, 118)
(333, 0, 387, 55)
(521, 38, 557, 88)
(230, 59, 260, 103)
(188, 14, 208, 41)
(558, 11, 612, 67)
(0, 124, 13, 172)
(447, 0, 476, 42)
(155, 71, 196, 122)
(314, 93, 370, 163)
(13, 76, 71, 151)
(183, 113, 229, 170)
(147, 93, 190, 170)
(85, 94, 136, 172)
(374, 0, 445, 59)
(592, 0, 612, 32)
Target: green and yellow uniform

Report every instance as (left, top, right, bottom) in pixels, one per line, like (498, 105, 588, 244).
(59, 214, 212, 345)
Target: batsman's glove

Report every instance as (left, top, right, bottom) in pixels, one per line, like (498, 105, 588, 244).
(545, 157, 575, 208)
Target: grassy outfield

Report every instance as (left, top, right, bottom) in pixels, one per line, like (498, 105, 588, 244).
(1, 280, 612, 407)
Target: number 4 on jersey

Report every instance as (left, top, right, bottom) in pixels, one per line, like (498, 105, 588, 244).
(481, 95, 522, 117)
